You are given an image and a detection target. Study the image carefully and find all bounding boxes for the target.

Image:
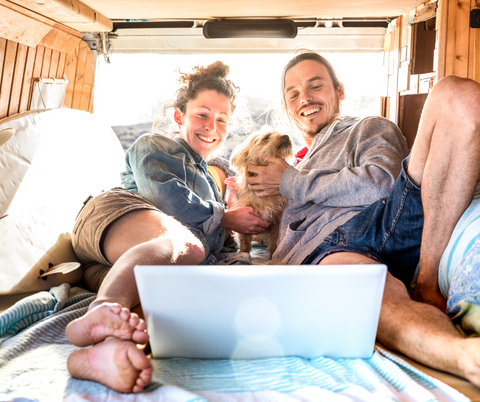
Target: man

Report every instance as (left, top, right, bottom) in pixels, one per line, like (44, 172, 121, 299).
(246, 51, 480, 384)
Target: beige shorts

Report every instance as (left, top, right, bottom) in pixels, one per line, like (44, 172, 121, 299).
(72, 187, 160, 292)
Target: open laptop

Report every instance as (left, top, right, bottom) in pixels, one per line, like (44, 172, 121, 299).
(134, 264, 387, 360)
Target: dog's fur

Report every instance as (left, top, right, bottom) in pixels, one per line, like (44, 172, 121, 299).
(230, 131, 294, 256)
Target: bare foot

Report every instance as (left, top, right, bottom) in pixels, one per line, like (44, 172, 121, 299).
(67, 337, 153, 393)
(66, 303, 148, 347)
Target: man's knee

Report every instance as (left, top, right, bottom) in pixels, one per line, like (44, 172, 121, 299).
(433, 76, 480, 125)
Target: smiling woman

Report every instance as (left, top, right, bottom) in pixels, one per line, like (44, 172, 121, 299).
(65, 60, 272, 392)
(174, 90, 231, 159)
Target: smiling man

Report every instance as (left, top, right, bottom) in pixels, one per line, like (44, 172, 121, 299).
(246, 51, 480, 385)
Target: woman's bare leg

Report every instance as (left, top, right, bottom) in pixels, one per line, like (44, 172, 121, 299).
(66, 209, 204, 393)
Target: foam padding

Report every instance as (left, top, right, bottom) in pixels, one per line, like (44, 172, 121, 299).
(0, 109, 125, 293)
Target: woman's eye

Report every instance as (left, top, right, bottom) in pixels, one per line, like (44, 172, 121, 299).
(198, 113, 207, 118)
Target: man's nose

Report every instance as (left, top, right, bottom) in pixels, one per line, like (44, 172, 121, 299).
(299, 90, 312, 104)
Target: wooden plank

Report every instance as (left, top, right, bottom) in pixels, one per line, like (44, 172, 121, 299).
(14, 0, 96, 23)
(80, 44, 94, 112)
(6, 0, 112, 32)
(63, 47, 78, 108)
(469, 0, 480, 82)
(41, 47, 52, 78)
(8, 43, 28, 116)
(0, 38, 6, 82)
(0, 0, 85, 53)
(445, 0, 470, 77)
(19, 45, 36, 112)
(38, 26, 83, 54)
(32, 45, 45, 78)
(436, 0, 448, 79)
(0, 2, 51, 48)
(56, 52, 66, 79)
(0, 40, 18, 119)
(49, 50, 60, 78)
(72, 40, 88, 111)
(0, 0, 83, 37)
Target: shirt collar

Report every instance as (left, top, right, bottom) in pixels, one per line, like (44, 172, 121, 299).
(174, 137, 207, 167)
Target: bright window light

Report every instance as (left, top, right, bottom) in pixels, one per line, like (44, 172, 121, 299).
(93, 52, 384, 151)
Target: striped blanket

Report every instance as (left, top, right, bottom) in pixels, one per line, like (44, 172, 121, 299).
(0, 284, 470, 402)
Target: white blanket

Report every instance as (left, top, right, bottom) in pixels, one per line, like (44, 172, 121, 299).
(0, 284, 470, 402)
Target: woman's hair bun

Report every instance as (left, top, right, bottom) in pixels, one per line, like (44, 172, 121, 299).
(180, 60, 230, 84)
(203, 60, 230, 79)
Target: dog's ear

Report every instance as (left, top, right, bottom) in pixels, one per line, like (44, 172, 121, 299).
(230, 144, 250, 171)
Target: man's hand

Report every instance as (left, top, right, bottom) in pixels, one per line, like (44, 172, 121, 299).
(220, 207, 270, 235)
(245, 157, 290, 197)
(413, 283, 447, 313)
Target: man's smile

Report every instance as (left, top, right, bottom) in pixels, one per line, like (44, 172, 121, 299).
(300, 106, 321, 117)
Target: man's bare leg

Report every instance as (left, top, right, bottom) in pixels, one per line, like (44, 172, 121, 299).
(66, 209, 205, 393)
(407, 76, 480, 310)
(321, 252, 480, 386)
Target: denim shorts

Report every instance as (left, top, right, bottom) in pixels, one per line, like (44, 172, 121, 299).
(302, 157, 423, 286)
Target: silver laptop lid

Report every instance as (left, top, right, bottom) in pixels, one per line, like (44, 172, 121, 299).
(135, 264, 387, 360)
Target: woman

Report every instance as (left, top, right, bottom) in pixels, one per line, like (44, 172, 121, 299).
(65, 61, 269, 393)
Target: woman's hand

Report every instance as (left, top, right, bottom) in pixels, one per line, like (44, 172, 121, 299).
(225, 177, 239, 208)
(220, 207, 270, 235)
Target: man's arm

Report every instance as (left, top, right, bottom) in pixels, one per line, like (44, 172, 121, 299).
(247, 118, 408, 207)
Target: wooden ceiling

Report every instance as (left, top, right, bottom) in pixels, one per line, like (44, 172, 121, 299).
(75, 0, 422, 20)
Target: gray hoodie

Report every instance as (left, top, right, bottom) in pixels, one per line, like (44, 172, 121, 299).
(273, 116, 409, 265)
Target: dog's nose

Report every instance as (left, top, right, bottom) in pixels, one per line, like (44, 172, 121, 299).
(282, 135, 290, 140)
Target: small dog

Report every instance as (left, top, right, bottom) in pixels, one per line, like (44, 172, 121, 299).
(230, 131, 294, 256)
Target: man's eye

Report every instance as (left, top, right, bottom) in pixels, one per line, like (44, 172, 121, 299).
(288, 94, 298, 100)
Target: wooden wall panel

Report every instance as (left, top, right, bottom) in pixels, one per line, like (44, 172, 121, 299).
(8, 43, 28, 116)
(0, 41, 18, 118)
(0, 39, 95, 120)
(437, 0, 480, 82)
(19, 46, 36, 113)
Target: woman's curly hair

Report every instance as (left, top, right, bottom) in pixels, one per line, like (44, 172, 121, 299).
(153, 61, 251, 141)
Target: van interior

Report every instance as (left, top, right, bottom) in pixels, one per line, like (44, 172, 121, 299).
(1, 0, 480, 400)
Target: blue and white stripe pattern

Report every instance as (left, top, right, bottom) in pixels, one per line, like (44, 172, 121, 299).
(438, 181, 480, 314)
(0, 284, 470, 402)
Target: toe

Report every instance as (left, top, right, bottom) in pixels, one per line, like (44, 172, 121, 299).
(129, 314, 140, 327)
(120, 308, 131, 321)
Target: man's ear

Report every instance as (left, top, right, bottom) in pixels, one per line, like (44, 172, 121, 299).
(174, 109, 183, 125)
(337, 83, 346, 101)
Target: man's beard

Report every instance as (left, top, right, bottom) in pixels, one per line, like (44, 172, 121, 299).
(299, 96, 341, 139)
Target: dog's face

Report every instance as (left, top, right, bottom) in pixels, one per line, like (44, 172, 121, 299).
(230, 132, 294, 176)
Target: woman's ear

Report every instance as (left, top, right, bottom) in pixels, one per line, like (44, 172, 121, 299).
(174, 109, 183, 126)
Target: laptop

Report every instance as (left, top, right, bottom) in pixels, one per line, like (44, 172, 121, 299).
(134, 264, 387, 360)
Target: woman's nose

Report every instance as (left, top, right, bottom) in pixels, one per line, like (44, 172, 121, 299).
(204, 118, 215, 131)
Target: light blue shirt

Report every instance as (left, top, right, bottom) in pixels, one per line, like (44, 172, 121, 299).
(121, 133, 225, 264)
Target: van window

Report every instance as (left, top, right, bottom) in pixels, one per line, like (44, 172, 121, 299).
(94, 52, 383, 152)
